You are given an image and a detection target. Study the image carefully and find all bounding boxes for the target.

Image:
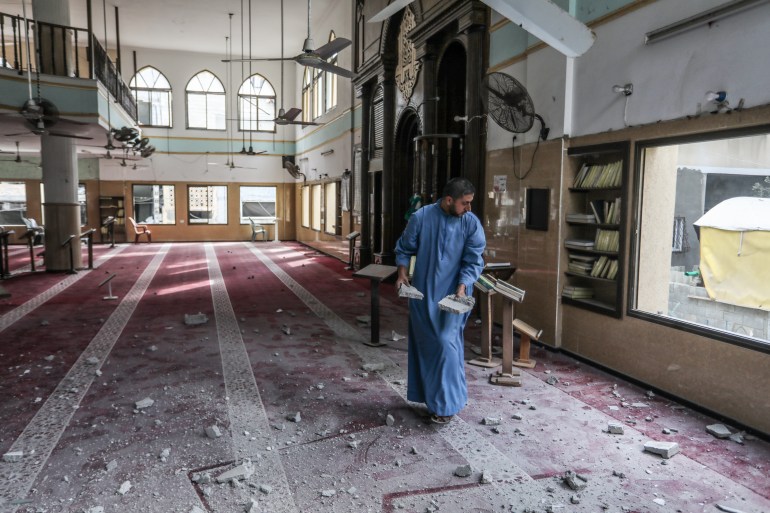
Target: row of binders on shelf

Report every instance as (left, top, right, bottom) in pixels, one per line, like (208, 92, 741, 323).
(562, 285, 594, 299)
(566, 199, 621, 225)
(476, 273, 526, 302)
(572, 161, 623, 189)
(595, 229, 620, 252)
(567, 254, 618, 279)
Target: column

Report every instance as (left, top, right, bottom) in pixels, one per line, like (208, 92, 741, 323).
(32, 0, 73, 77)
(378, 59, 397, 264)
(357, 83, 372, 268)
(41, 135, 82, 271)
(462, 15, 487, 220)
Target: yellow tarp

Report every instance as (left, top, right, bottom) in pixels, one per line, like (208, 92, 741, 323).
(699, 227, 770, 311)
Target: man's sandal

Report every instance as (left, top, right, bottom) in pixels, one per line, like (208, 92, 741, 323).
(429, 414, 453, 424)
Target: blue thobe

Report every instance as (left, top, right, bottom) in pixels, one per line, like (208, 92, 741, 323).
(395, 200, 486, 416)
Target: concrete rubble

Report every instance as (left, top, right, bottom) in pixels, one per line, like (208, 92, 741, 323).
(205, 424, 223, 438)
(216, 460, 255, 483)
(398, 284, 424, 300)
(438, 294, 475, 314)
(135, 397, 154, 409)
(281, 325, 292, 335)
(454, 464, 472, 477)
(2, 450, 23, 462)
(607, 422, 624, 434)
(117, 480, 131, 495)
(184, 312, 209, 325)
(244, 498, 259, 512)
(362, 362, 385, 372)
(390, 330, 406, 341)
(643, 440, 680, 459)
(385, 413, 395, 426)
(563, 470, 588, 490)
(482, 417, 501, 426)
(706, 423, 732, 439)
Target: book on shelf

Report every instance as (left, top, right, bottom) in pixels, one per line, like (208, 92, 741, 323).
(573, 161, 623, 189)
(567, 213, 596, 223)
(562, 286, 594, 299)
(493, 280, 525, 302)
(568, 262, 593, 275)
(589, 200, 603, 223)
(594, 229, 619, 252)
(568, 253, 598, 263)
(565, 239, 595, 250)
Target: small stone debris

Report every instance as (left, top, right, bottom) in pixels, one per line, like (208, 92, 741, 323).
(662, 428, 671, 435)
(563, 470, 588, 490)
(410, 446, 418, 455)
(191, 473, 212, 484)
(244, 498, 259, 512)
(570, 495, 581, 504)
(259, 484, 273, 494)
(106, 459, 118, 472)
(480, 470, 492, 484)
(512, 413, 523, 420)
(189, 507, 206, 513)
(281, 325, 292, 335)
(385, 414, 395, 426)
(148, 345, 158, 352)
(40, 320, 50, 326)
(390, 330, 406, 341)
(205, 425, 222, 439)
(159, 448, 170, 462)
(348, 440, 360, 449)
(729, 432, 745, 445)
(546, 375, 559, 385)
(631, 402, 650, 408)
(491, 426, 501, 434)
(653, 498, 666, 506)
(612, 470, 626, 479)
(184, 313, 209, 325)
(216, 461, 255, 483)
(706, 423, 732, 439)
(346, 486, 357, 495)
(86, 356, 100, 365)
(135, 398, 154, 409)
(482, 417, 501, 426)
(362, 362, 385, 372)
(321, 489, 336, 497)
(607, 422, 624, 435)
(644, 440, 680, 459)
(287, 412, 301, 423)
(646, 390, 655, 398)
(454, 464, 472, 478)
(85, 507, 105, 513)
(356, 315, 371, 324)
(716, 504, 749, 513)
(44, 355, 55, 361)
(356, 292, 366, 297)
(3, 451, 23, 462)
(117, 481, 132, 495)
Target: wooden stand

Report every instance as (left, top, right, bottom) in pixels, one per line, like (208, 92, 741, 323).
(468, 282, 501, 368)
(353, 264, 397, 347)
(512, 318, 542, 369)
(345, 231, 360, 270)
(489, 296, 522, 387)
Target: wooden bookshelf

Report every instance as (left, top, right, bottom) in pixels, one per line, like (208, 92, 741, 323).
(99, 196, 126, 243)
(562, 142, 629, 318)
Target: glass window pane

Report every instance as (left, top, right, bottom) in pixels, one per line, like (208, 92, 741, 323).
(302, 186, 310, 228)
(311, 184, 321, 231)
(0, 182, 27, 225)
(633, 131, 770, 347)
(240, 186, 276, 223)
(208, 94, 226, 130)
(188, 93, 207, 128)
(133, 184, 176, 224)
(188, 185, 227, 225)
(324, 181, 336, 234)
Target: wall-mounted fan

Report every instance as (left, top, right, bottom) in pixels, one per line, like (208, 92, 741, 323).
(282, 155, 306, 182)
(224, 0, 354, 79)
(481, 72, 549, 140)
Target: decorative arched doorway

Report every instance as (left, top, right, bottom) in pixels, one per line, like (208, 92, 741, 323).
(393, 108, 421, 236)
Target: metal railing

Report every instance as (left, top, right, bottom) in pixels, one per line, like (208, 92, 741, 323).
(0, 11, 136, 120)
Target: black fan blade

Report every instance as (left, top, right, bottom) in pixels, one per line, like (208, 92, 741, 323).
(4, 132, 33, 137)
(304, 59, 354, 78)
(315, 37, 352, 60)
(284, 108, 302, 121)
(368, 0, 415, 23)
(49, 132, 93, 140)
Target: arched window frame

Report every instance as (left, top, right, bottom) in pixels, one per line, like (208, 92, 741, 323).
(185, 70, 226, 130)
(238, 73, 276, 133)
(301, 31, 338, 122)
(130, 66, 173, 128)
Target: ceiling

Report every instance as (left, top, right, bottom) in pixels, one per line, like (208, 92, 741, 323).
(0, 0, 346, 158)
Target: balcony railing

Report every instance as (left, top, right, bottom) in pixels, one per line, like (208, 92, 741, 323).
(0, 11, 136, 120)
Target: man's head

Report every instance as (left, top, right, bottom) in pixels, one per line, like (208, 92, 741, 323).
(441, 177, 475, 217)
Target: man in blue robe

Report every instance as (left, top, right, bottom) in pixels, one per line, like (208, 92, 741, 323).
(395, 178, 486, 424)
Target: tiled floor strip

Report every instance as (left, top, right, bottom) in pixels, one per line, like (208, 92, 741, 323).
(204, 243, 298, 513)
(0, 243, 169, 511)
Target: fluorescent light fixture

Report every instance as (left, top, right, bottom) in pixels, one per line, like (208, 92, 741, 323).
(480, 0, 595, 58)
(645, 0, 770, 44)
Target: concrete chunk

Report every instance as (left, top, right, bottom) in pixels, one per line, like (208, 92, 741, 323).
(644, 440, 680, 459)
(287, 412, 301, 423)
(385, 414, 395, 426)
(706, 423, 732, 439)
(216, 461, 255, 483)
(205, 425, 222, 439)
(607, 422, 624, 435)
(398, 284, 424, 300)
(184, 312, 209, 325)
(3, 451, 23, 462)
(244, 498, 259, 512)
(117, 481, 131, 495)
(134, 398, 154, 409)
(362, 362, 385, 372)
(563, 470, 587, 490)
(482, 417, 501, 426)
(438, 294, 475, 314)
(454, 464, 472, 477)
(321, 489, 336, 497)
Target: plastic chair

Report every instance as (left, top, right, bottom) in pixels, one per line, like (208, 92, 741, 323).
(128, 217, 152, 243)
(250, 218, 267, 242)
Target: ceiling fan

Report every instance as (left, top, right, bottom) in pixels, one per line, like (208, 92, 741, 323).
(223, 0, 354, 79)
(275, 0, 322, 127)
(0, 141, 31, 164)
(282, 155, 306, 182)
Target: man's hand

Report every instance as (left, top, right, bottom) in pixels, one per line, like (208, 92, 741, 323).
(396, 265, 410, 291)
(455, 283, 467, 297)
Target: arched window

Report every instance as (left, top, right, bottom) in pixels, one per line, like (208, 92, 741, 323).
(301, 31, 338, 122)
(130, 66, 172, 127)
(186, 70, 225, 130)
(238, 73, 276, 132)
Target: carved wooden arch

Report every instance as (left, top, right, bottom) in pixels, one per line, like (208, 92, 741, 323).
(378, 1, 425, 58)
